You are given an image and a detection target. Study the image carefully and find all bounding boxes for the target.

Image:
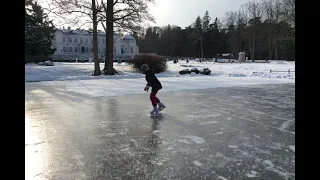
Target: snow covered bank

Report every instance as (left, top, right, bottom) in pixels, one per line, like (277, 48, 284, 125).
(25, 60, 295, 82)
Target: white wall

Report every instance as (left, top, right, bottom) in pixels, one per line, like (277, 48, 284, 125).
(52, 29, 139, 59)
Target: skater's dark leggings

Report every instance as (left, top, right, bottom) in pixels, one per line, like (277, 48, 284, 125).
(150, 90, 160, 106)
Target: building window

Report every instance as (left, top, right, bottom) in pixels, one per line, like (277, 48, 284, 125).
(121, 45, 124, 53)
(69, 38, 72, 43)
(86, 47, 89, 52)
(69, 47, 72, 52)
(131, 47, 133, 53)
(80, 38, 83, 43)
(114, 47, 116, 53)
(91, 39, 93, 43)
(103, 39, 105, 44)
(63, 47, 67, 52)
(85, 39, 88, 43)
(90, 48, 93, 52)
(74, 38, 77, 43)
(63, 37, 65, 43)
(75, 47, 78, 52)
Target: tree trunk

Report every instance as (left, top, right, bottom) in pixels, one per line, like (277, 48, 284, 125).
(248, 45, 253, 60)
(92, 0, 101, 76)
(200, 39, 204, 61)
(103, 33, 108, 70)
(268, 35, 272, 60)
(106, 0, 116, 75)
(274, 40, 278, 60)
(252, 35, 255, 61)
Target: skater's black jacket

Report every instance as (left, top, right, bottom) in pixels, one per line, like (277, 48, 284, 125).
(144, 69, 162, 91)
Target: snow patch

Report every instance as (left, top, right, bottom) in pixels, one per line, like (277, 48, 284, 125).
(184, 135, 206, 144)
(245, 171, 259, 178)
(177, 139, 191, 144)
(288, 145, 295, 152)
(213, 132, 224, 136)
(217, 176, 228, 180)
(279, 120, 293, 130)
(193, 160, 203, 166)
(228, 145, 238, 149)
(200, 121, 219, 125)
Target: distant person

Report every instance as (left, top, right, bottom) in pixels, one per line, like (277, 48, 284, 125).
(140, 64, 166, 116)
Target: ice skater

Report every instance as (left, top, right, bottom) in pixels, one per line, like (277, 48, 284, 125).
(140, 64, 166, 115)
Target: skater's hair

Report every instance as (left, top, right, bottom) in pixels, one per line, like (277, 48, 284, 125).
(140, 63, 149, 71)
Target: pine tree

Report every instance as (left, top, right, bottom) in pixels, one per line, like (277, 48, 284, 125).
(202, 10, 211, 31)
(25, 0, 55, 62)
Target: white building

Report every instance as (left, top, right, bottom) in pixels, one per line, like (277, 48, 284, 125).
(51, 27, 139, 61)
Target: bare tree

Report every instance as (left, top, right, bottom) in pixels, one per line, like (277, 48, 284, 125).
(99, 0, 155, 75)
(92, 0, 100, 75)
(224, 11, 238, 54)
(188, 16, 204, 61)
(262, 0, 276, 59)
(244, 0, 264, 61)
(236, 7, 249, 50)
(224, 11, 236, 28)
(272, 0, 283, 60)
(281, 0, 295, 27)
(50, 0, 103, 75)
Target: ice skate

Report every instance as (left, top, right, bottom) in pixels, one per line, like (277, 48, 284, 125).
(158, 102, 166, 112)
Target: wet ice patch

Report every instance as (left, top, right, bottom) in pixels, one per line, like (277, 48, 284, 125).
(288, 145, 295, 152)
(193, 160, 203, 166)
(245, 171, 259, 178)
(228, 145, 238, 149)
(184, 135, 206, 144)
